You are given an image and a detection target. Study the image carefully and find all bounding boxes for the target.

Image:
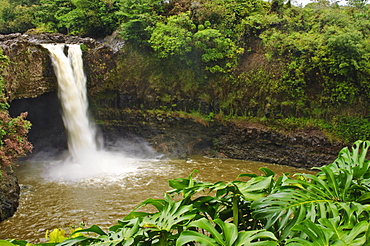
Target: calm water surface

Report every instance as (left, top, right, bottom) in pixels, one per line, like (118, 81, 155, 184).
(0, 156, 314, 243)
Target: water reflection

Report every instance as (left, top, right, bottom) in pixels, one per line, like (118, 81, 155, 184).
(0, 156, 315, 243)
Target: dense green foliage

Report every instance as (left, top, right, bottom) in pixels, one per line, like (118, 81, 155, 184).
(5, 140, 370, 245)
(0, 0, 119, 36)
(0, 49, 32, 174)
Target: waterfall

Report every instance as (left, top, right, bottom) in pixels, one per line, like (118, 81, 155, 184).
(42, 44, 97, 162)
(41, 44, 140, 181)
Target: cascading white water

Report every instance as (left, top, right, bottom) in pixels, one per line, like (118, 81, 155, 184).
(43, 44, 97, 161)
(41, 44, 142, 181)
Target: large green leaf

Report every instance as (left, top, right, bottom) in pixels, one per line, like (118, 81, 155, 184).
(253, 186, 369, 240)
(332, 140, 370, 180)
(140, 194, 196, 238)
(90, 230, 131, 246)
(0, 241, 18, 246)
(71, 225, 107, 236)
(168, 170, 215, 200)
(309, 141, 370, 208)
(4, 240, 57, 246)
(176, 230, 218, 246)
(177, 218, 278, 246)
(319, 217, 368, 245)
(286, 220, 334, 246)
(252, 188, 348, 240)
(134, 198, 166, 212)
(234, 230, 279, 246)
(60, 218, 144, 246)
(56, 236, 91, 246)
(99, 218, 141, 246)
(286, 217, 369, 246)
(168, 170, 199, 190)
(317, 141, 370, 202)
(232, 176, 274, 201)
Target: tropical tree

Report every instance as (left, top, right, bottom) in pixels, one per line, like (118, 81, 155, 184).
(117, 0, 162, 45)
(33, 0, 119, 36)
(33, 0, 73, 33)
(149, 13, 194, 58)
(346, 0, 368, 8)
(0, 2, 35, 33)
(58, 0, 119, 37)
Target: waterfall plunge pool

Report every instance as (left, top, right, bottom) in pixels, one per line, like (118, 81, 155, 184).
(0, 156, 314, 243)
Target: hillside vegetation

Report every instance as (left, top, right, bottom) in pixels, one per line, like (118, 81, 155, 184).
(2, 0, 370, 142)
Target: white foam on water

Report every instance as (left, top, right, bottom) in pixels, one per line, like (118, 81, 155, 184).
(42, 150, 141, 181)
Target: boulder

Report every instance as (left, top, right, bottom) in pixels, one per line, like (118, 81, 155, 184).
(0, 171, 20, 222)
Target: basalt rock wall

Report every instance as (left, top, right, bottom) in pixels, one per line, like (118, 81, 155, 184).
(0, 32, 120, 101)
(216, 122, 343, 169)
(95, 109, 343, 169)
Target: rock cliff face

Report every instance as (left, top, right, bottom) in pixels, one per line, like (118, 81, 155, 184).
(0, 32, 120, 100)
(96, 109, 343, 169)
(216, 123, 343, 169)
(0, 32, 344, 220)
